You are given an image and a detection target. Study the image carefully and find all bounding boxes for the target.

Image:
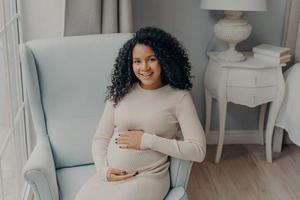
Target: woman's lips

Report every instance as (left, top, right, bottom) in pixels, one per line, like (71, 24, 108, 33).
(140, 72, 153, 79)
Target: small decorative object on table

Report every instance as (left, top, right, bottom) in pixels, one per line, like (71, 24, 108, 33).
(200, 0, 267, 62)
(253, 44, 292, 64)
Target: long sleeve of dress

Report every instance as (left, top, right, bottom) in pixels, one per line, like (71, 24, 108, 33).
(92, 100, 114, 181)
(140, 92, 206, 162)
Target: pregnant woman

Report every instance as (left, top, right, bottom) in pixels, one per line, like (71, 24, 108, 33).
(75, 27, 206, 200)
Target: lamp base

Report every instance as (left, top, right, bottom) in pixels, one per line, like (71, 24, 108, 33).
(217, 48, 246, 62)
(214, 11, 251, 62)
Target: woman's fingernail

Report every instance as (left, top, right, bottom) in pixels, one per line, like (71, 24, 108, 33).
(133, 172, 138, 176)
(122, 171, 127, 174)
(115, 141, 117, 144)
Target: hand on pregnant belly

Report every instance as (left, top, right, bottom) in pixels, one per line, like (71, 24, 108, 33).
(106, 167, 138, 182)
(115, 129, 144, 150)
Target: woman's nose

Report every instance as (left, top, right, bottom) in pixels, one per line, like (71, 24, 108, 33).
(141, 61, 150, 70)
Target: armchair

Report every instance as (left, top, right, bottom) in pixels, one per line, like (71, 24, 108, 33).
(20, 33, 193, 200)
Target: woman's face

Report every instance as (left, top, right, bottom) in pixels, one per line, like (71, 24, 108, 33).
(132, 44, 163, 90)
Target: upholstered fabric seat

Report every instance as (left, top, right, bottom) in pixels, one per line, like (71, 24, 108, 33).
(57, 165, 94, 200)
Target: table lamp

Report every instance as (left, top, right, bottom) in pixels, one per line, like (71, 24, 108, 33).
(201, 0, 267, 62)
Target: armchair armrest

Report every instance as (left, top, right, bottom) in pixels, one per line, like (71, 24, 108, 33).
(165, 186, 188, 200)
(22, 135, 59, 200)
(170, 158, 193, 188)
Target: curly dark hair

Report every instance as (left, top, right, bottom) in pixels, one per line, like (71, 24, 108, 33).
(105, 26, 193, 106)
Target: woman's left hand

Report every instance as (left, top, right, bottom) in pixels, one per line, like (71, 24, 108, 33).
(115, 129, 144, 150)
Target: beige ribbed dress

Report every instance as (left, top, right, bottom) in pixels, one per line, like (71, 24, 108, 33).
(75, 83, 206, 200)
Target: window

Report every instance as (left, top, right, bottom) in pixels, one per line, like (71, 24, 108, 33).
(0, 0, 28, 199)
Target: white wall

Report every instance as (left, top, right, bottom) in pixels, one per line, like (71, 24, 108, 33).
(132, 0, 288, 131)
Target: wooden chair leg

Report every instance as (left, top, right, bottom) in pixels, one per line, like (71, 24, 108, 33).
(205, 89, 213, 136)
(273, 127, 284, 153)
(215, 99, 227, 163)
(258, 104, 267, 145)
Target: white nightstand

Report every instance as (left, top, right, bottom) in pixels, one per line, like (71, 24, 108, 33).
(204, 52, 285, 163)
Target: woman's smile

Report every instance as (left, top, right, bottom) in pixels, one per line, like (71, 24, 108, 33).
(140, 72, 153, 79)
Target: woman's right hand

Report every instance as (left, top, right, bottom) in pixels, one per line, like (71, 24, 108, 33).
(106, 167, 138, 182)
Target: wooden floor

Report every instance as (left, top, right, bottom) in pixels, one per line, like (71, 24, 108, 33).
(187, 144, 300, 200)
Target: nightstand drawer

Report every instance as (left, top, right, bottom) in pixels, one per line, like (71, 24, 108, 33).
(227, 86, 278, 107)
(227, 68, 278, 87)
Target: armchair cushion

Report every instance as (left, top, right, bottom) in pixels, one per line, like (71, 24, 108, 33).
(56, 165, 95, 200)
(22, 135, 59, 200)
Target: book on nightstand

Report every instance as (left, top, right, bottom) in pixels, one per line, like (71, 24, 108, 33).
(254, 53, 291, 64)
(253, 44, 291, 64)
(253, 44, 290, 57)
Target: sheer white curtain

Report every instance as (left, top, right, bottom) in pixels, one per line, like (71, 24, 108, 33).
(0, 45, 11, 145)
(282, 0, 300, 55)
(0, 0, 28, 199)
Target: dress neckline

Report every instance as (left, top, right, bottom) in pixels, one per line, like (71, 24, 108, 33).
(136, 82, 170, 93)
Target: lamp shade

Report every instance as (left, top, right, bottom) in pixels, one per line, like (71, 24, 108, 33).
(201, 0, 267, 11)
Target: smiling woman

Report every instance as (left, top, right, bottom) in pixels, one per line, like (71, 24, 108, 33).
(75, 27, 206, 200)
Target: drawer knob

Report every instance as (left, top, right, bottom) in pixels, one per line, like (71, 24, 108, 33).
(254, 76, 258, 85)
(253, 95, 256, 104)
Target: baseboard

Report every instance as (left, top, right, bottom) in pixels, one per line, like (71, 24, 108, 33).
(206, 130, 261, 145)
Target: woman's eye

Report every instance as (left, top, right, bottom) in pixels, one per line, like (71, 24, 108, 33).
(149, 57, 157, 62)
(133, 60, 140, 64)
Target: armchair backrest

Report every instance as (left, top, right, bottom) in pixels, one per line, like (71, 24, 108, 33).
(23, 34, 132, 169)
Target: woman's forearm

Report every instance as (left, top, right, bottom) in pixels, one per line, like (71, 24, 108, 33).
(140, 133, 206, 162)
(91, 100, 115, 181)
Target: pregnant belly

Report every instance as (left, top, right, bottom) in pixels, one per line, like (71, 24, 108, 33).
(107, 132, 165, 171)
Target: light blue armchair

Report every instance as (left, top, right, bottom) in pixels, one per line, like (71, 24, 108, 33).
(20, 34, 193, 200)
